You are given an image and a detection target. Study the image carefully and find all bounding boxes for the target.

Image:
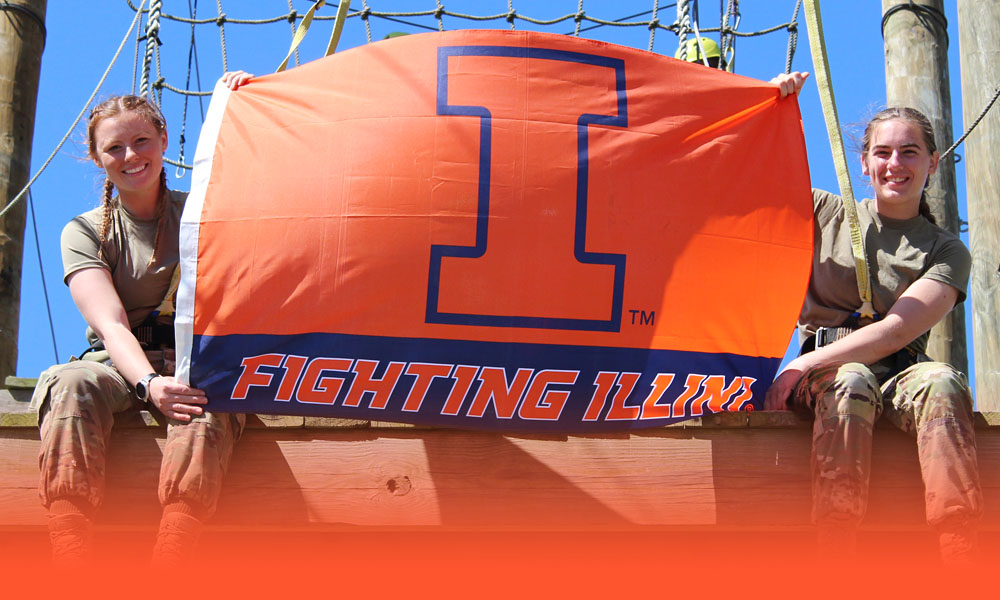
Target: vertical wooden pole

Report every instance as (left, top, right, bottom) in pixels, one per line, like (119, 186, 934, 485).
(881, 0, 966, 372)
(958, 0, 1000, 411)
(0, 1, 47, 381)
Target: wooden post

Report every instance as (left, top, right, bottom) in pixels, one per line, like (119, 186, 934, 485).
(958, 0, 1000, 411)
(0, 1, 47, 382)
(881, 0, 966, 372)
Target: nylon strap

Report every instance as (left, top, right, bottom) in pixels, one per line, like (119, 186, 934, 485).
(277, 0, 327, 72)
(153, 264, 182, 317)
(802, 0, 876, 319)
(325, 0, 352, 56)
(276, 1, 352, 72)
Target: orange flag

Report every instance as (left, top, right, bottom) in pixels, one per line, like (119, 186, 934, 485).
(176, 30, 812, 431)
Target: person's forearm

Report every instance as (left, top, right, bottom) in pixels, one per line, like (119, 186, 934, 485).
(804, 315, 912, 369)
(99, 323, 158, 387)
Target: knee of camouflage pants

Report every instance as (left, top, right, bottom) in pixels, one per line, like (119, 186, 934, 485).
(157, 411, 245, 520)
(35, 361, 135, 511)
(797, 362, 882, 526)
(885, 362, 975, 432)
(886, 362, 982, 528)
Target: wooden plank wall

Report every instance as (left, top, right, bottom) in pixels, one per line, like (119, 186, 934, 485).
(2, 412, 998, 532)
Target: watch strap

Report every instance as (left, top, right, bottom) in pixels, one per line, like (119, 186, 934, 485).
(135, 372, 160, 402)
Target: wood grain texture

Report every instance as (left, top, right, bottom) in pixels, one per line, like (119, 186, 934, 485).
(2, 426, 998, 531)
(0, 0, 47, 382)
(958, 0, 1000, 411)
(882, 0, 966, 370)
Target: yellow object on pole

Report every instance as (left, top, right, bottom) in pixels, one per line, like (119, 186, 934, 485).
(802, 0, 876, 320)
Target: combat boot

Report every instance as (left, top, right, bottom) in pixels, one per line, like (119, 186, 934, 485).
(816, 523, 858, 561)
(151, 511, 203, 567)
(48, 512, 93, 566)
(938, 522, 979, 567)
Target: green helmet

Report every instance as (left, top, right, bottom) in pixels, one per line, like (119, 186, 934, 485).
(674, 37, 722, 63)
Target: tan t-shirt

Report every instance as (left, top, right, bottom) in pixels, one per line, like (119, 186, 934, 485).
(797, 189, 970, 356)
(61, 189, 187, 343)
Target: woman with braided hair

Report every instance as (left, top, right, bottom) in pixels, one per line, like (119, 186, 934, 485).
(31, 72, 252, 567)
(765, 72, 983, 563)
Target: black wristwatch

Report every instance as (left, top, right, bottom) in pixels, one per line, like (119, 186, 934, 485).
(135, 373, 161, 402)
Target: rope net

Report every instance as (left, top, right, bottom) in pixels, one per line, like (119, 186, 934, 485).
(120, 0, 804, 172)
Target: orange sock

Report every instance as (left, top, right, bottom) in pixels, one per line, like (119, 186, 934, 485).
(47, 497, 94, 519)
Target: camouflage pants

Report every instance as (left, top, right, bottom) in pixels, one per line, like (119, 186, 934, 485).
(794, 361, 983, 529)
(33, 353, 244, 519)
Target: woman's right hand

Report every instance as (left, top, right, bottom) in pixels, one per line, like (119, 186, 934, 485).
(770, 71, 809, 98)
(148, 375, 208, 422)
(764, 368, 801, 411)
(763, 353, 817, 410)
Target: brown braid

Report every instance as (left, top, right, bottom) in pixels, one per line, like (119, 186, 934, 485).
(917, 195, 937, 225)
(861, 106, 939, 226)
(96, 177, 117, 262)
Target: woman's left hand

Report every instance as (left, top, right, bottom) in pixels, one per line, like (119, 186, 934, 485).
(221, 70, 254, 90)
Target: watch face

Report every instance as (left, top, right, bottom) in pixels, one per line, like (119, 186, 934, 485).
(137, 374, 156, 400)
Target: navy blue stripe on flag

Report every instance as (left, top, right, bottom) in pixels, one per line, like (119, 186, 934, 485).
(191, 333, 778, 433)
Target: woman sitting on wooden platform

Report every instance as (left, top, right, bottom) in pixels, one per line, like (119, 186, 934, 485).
(31, 71, 252, 567)
(764, 72, 983, 564)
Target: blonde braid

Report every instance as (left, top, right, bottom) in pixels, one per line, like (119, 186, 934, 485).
(97, 177, 116, 262)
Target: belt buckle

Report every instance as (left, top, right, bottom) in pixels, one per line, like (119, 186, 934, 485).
(815, 327, 831, 348)
(815, 325, 852, 349)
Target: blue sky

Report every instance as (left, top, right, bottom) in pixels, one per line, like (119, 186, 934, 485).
(15, 1, 976, 391)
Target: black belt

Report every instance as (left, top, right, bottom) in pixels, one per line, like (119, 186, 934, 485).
(77, 317, 175, 357)
(132, 320, 175, 348)
(800, 330, 923, 377)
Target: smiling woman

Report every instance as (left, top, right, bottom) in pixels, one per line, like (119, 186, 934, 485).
(87, 97, 169, 256)
(90, 111, 168, 216)
(28, 92, 245, 567)
(860, 107, 941, 222)
(764, 74, 982, 564)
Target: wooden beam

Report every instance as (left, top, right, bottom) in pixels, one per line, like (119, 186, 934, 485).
(882, 0, 966, 372)
(3, 419, 999, 531)
(958, 0, 1000, 411)
(5, 388, 998, 532)
(0, 1, 47, 382)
